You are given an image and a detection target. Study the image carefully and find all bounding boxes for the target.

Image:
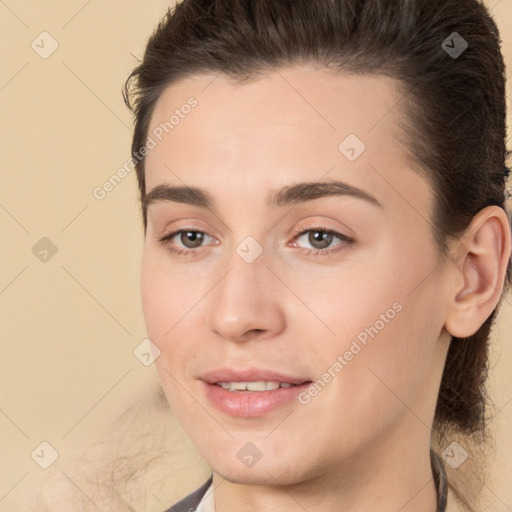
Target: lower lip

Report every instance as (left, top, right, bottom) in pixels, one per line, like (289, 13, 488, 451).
(202, 381, 312, 417)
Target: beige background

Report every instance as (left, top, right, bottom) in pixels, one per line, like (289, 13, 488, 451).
(0, 1, 511, 511)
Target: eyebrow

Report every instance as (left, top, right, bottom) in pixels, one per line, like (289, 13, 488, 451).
(143, 180, 383, 211)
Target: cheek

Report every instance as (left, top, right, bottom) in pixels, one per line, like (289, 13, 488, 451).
(304, 251, 442, 402)
(360, 294, 441, 422)
(140, 251, 165, 335)
(140, 249, 203, 378)
(140, 249, 184, 359)
(140, 248, 190, 333)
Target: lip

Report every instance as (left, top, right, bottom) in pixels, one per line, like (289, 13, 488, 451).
(199, 367, 310, 386)
(199, 367, 312, 417)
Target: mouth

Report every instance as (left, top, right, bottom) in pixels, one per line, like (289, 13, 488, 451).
(199, 368, 313, 417)
(200, 367, 311, 386)
(213, 380, 305, 391)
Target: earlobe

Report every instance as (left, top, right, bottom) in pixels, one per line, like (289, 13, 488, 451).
(444, 206, 511, 339)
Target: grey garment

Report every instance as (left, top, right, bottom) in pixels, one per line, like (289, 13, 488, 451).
(165, 449, 448, 512)
(431, 449, 448, 512)
(165, 475, 213, 512)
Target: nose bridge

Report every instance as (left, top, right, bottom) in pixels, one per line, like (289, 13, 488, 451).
(217, 205, 271, 284)
(207, 234, 284, 340)
(216, 236, 268, 309)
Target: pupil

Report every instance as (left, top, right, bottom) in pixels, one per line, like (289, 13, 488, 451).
(310, 230, 332, 249)
(182, 231, 203, 248)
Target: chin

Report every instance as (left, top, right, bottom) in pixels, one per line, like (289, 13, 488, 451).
(216, 465, 301, 486)
(207, 450, 310, 485)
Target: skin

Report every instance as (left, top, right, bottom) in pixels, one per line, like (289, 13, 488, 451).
(140, 65, 511, 512)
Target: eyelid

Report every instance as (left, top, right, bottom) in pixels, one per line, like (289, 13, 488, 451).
(158, 222, 355, 258)
(157, 228, 216, 257)
(290, 224, 355, 257)
(291, 222, 354, 241)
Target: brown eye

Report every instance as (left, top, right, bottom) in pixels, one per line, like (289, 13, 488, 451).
(178, 230, 205, 249)
(158, 229, 214, 257)
(305, 230, 335, 250)
(292, 226, 354, 256)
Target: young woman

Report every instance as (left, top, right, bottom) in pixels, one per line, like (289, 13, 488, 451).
(123, 0, 512, 511)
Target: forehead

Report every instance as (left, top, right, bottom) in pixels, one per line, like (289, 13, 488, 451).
(144, 65, 429, 212)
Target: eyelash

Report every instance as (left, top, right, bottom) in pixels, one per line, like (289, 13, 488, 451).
(157, 225, 355, 258)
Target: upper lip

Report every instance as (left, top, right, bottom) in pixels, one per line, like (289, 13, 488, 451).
(200, 367, 311, 385)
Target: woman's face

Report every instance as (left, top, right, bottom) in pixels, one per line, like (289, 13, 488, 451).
(141, 65, 452, 484)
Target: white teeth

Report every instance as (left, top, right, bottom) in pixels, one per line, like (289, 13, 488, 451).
(250, 381, 267, 391)
(230, 382, 247, 391)
(215, 381, 297, 391)
(265, 381, 280, 391)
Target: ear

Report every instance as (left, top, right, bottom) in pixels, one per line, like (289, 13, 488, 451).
(444, 205, 511, 338)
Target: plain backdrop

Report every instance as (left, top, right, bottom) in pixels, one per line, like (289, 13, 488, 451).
(0, 1, 511, 511)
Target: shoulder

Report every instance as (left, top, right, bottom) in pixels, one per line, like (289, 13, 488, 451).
(163, 475, 214, 512)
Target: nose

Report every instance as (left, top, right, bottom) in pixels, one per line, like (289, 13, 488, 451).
(207, 249, 286, 343)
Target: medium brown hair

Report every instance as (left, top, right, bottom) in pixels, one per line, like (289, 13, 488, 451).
(123, 0, 511, 509)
